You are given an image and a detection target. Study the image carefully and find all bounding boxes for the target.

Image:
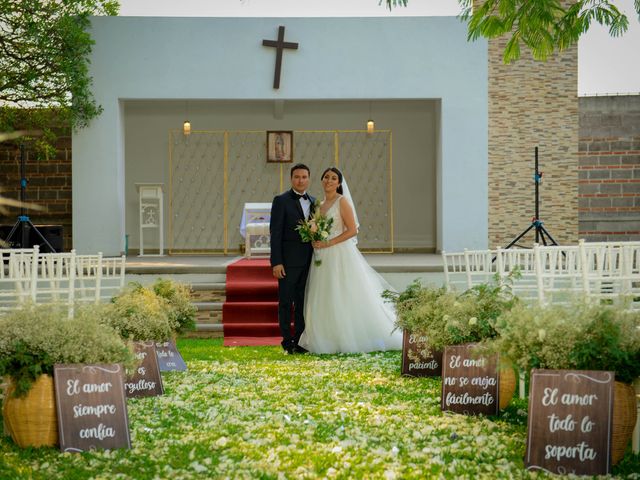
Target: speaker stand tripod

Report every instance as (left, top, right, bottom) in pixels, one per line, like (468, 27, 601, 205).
(502, 146, 560, 250)
(3, 144, 56, 252)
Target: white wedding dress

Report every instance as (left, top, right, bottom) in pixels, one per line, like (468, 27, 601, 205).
(299, 196, 402, 354)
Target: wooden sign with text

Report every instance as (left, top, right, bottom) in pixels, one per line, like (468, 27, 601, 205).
(525, 369, 614, 475)
(401, 331, 442, 377)
(441, 344, 499, 416)
(125, 341, 164, 398)
(155, 340, 187, 372)
(53, 364, 131, 452)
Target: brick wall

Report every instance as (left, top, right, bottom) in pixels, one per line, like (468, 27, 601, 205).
(488, 40, 579, 249)
(0, 136, 73, 251)
(578, 95, 640, 241)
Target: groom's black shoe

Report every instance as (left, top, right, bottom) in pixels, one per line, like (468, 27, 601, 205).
(293, 345, 308, 354)
(283, 340, 295, 355)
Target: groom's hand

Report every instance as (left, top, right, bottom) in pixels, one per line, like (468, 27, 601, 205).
(273, 264, 285, 279)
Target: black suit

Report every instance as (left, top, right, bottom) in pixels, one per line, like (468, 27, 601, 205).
(270, 189, 315, 349)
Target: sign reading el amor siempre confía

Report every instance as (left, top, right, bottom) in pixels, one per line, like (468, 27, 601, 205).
(525, 369, 614, 475)
(441, 344, 499, 416)
(125, 341, 164, 398)
(53, 364, 131, 452)
(401, 332, 442, 377)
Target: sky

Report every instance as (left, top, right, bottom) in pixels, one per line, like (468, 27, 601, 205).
(117, 0, 640, 96)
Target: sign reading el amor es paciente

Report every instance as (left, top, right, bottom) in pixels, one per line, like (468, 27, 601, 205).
(441, 344, 499, 416)
(526, 369, 614, 475)
(53, 364, 131, 452)
(125, 341, 164, 398)
(401, 332, 442, 377)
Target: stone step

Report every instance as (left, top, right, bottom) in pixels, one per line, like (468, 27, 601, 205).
(193, 302, 223, 311)
(191, 282, 226, 292)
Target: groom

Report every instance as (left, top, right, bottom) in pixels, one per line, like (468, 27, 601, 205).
(270, 163, 315, 354)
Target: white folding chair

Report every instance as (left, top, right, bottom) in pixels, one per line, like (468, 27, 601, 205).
(0, 247, 39, 311)
(35, 250, 76, 313)
(442, 250, 469, 292)
(579, 240, 640, 308)
(75, 253, 103, 303)
(535, 245, 583, 305)
(99, 255, 126, 301)
(494, 247, 539, 303)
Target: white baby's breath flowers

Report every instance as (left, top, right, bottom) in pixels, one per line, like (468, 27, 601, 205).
(537, 328, 546, 342)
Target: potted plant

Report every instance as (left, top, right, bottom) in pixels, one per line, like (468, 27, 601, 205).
(390, 281, 519, 410)
(0, 303, 134, 448)
(103, 284, 176, 341)
(149, 279, 197, 336)
(486, 301, 640, 464)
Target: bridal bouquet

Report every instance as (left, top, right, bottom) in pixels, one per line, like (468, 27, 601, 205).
(296, 202, 333, 266)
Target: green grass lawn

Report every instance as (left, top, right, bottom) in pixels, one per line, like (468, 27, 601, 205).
(1, 339, 639, 479)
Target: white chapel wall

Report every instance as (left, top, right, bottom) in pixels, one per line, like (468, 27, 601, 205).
(73, 17, 486, 255)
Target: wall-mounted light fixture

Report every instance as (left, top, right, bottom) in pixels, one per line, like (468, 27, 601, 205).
(366, 101, 374, 135)
(183, 101, 191, 136)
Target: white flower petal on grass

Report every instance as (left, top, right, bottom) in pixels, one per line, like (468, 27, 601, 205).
(331, 445, 342, 453)
(190, 461, 208, 473)
(215, 437, 229, 448)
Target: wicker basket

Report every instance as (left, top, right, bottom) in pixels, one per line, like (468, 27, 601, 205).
(498, 365, 516, 410)
(2, 374, 58, 448)
(611, 381, 637, 465)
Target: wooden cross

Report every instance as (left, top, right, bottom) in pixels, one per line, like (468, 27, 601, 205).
(262, 26, 299, 89)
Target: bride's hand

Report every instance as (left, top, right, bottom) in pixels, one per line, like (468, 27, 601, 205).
(312, 240, 331, 249)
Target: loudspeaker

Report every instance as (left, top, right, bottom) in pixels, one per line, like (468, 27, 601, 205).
(0, 224, 63, 252)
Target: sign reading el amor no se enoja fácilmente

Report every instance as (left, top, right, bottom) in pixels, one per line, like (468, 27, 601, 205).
(401, 332, 442, 377)
(441, 344, 499, 416)
(526, 369, 614, 475)
(53, 364, 131, 452)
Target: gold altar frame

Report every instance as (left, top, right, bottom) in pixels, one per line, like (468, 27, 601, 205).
(168, 129, 393, 255)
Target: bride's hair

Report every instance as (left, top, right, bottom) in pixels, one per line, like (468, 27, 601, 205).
(321, 167, 343, 194)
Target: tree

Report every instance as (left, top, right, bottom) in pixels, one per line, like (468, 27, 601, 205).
(0, 0, 119, 157)
(385, 0, 640, 63)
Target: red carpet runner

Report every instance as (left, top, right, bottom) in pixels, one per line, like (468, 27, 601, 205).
(222, 258, 288, 347)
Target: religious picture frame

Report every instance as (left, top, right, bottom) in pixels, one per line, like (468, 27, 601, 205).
(266, 131, 293, 163)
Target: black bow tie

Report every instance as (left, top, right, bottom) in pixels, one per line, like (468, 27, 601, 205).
(294, 192, 309, 201)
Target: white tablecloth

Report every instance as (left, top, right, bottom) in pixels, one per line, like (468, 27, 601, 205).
(240, 202, 272, 238)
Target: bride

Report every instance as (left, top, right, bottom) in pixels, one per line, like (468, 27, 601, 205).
(298, 167, 402, 354)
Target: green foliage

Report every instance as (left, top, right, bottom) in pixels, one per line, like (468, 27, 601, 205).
(388, 281, 518, 351)
(105, 284, 176, 341)
(0, 0, 119, 156)
(0, 303, 134, 397)
(1, 338, 639, 476)
(386, 0, 639, 63)
(488, 302, 640, 384)
(151, 278, 197, 334)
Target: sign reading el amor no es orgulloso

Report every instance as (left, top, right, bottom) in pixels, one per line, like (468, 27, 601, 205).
(125, 341, 164, 398)
(526, 369, 614, 475)
(53, 364, 131, 452)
